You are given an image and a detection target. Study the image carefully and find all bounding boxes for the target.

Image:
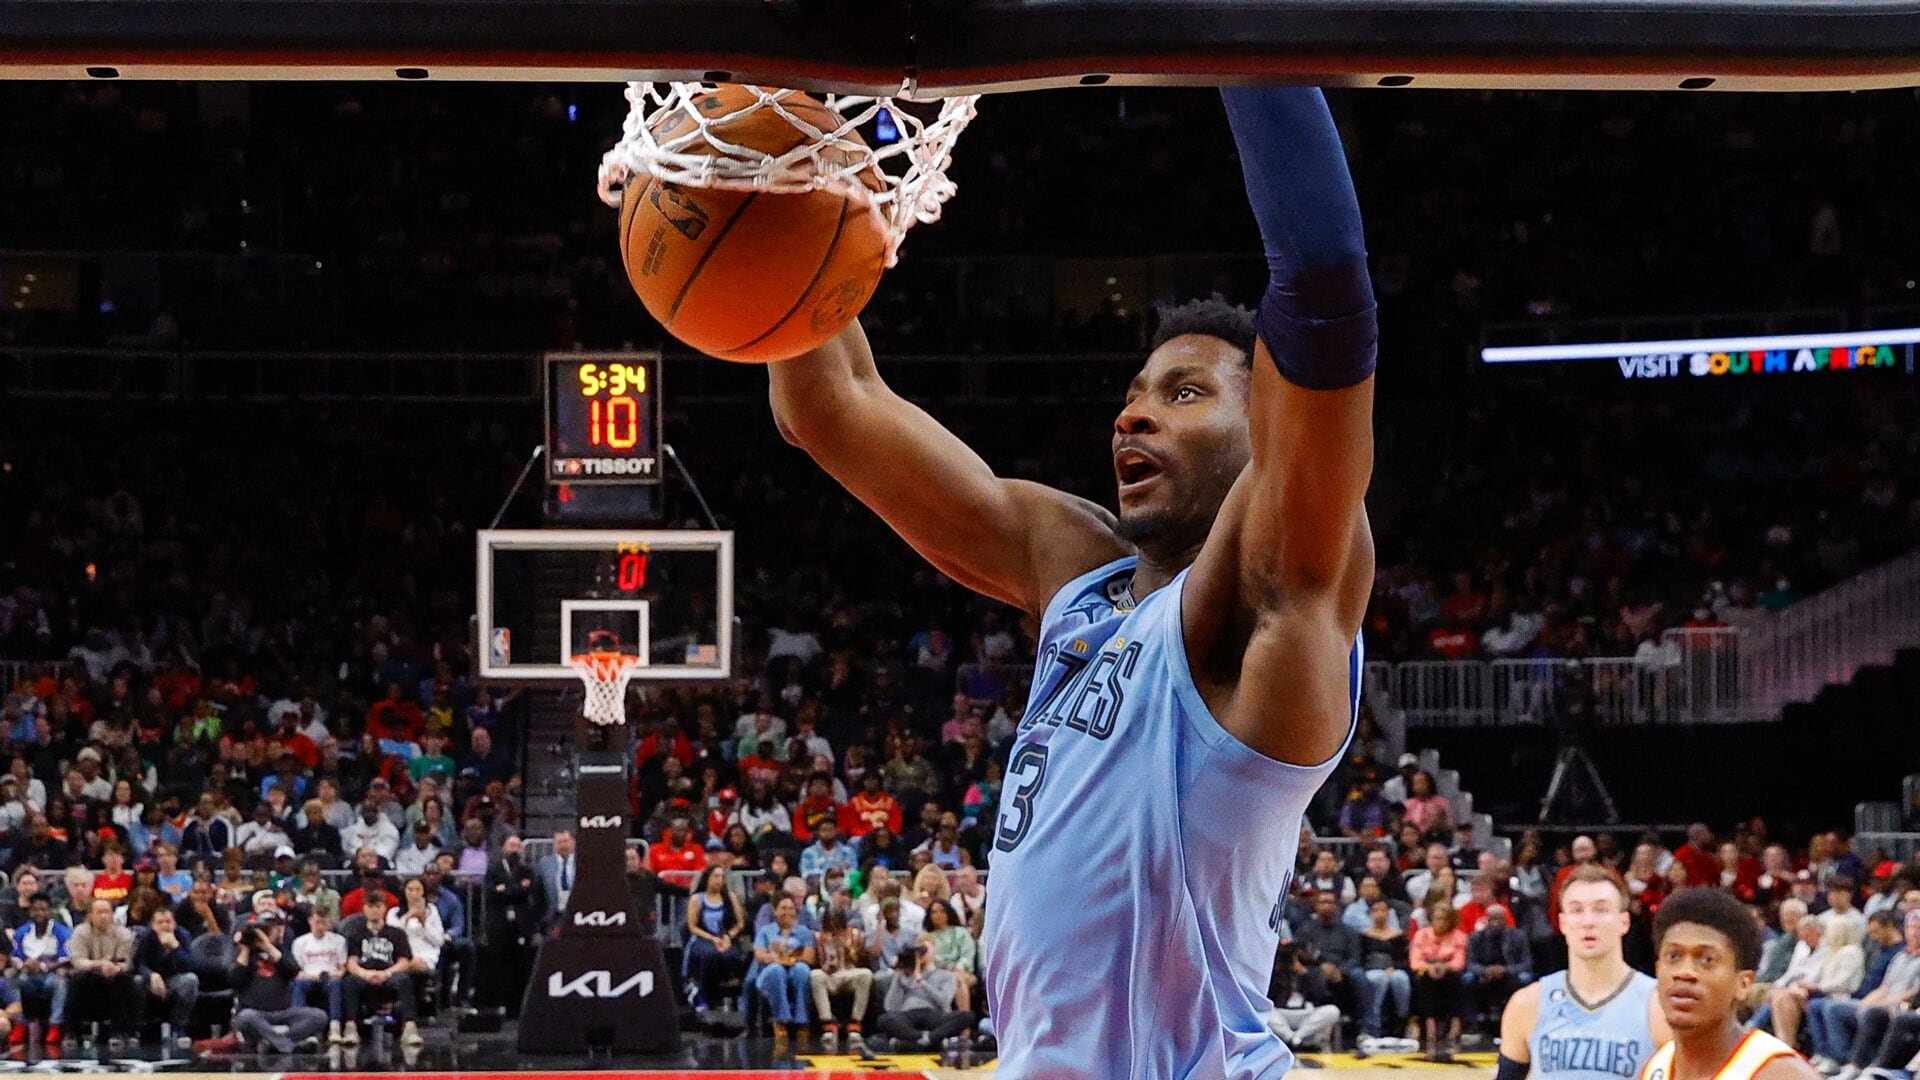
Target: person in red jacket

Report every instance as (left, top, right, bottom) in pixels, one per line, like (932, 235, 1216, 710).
(364, 683, 424, 745)
(1673, 823, 1720, 887)
(706, 788, 739, 841)
(635, 720, 693, 770)
(648, 817, 708, 876)
(1715, 841, 1763, 902)
(790, 776, 840, 842)
(840, 772, 904, 839)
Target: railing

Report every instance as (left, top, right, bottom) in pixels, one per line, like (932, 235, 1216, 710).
(1855, 832, 1920, 863)
(1739, 549, 1920, 720)
(1668, 627, 1747, 723)
(1382, 550, 1920, 729)
(1392, 630, 1758, 728)
(0, 661, 26, 694)
(1393, 661, 1495, 728)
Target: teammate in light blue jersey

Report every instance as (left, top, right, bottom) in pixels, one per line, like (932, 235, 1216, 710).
(1501, 866, 1672, 1080)
(769, 88, 1376, 1077)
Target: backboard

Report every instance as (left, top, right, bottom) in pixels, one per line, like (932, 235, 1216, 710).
(477, 529, 732, 681)
(3, 0, 1919, 90)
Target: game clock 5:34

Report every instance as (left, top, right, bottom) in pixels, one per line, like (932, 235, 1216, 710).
(544, 353, 663, 485)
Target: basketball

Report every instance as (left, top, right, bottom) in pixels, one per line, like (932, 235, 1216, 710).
(618, 85, 889, 364)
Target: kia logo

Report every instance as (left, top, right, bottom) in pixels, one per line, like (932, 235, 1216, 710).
(548, 970, 654, 999)
(573, 910, 628, 927)
(578, 815, 624, 829)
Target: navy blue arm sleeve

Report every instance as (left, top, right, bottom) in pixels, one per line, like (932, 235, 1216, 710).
(1219, 86, 1378, 389)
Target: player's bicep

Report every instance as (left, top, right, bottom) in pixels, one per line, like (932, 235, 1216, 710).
(772, 325, 1123, 612)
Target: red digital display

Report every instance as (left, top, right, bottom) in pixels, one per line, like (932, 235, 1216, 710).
(617, 552, 648, 591)
(544, 356, 663, 485)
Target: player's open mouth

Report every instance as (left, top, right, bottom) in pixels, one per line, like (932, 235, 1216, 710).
(1115, 449, 1163, 490)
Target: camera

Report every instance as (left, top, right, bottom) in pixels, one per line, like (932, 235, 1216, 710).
(895, 945, 923, 972)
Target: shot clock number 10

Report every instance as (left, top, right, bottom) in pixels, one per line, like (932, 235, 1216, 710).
(543, 353, 664, 486)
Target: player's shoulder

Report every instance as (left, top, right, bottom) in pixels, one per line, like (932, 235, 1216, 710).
(1506, 977, 1544, 1017)
(1011, 481, 1132, 613)
(1752, 1051, 1823, 1080)
(1500, 978, 1544, 1061)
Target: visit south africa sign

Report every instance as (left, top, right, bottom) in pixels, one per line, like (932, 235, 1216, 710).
(1481, 327, 1918, 381)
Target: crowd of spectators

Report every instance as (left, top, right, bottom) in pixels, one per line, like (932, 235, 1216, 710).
(0, 82, 1915, 355)
(0, 608, 547, 1051)
(1364, 380, 1920, 663)
(1272, 816, 1920, 1064)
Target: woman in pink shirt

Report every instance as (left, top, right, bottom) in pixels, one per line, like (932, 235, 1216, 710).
(1408, 901, 1468, 1061)
(1401, 771, 1453, 836)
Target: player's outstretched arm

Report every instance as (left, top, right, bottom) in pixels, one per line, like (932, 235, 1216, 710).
(770, 320, 1126, 616)
(1183, 87, 1376, 765)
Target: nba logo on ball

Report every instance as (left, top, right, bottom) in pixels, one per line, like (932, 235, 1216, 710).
(490, 628, 512, 666)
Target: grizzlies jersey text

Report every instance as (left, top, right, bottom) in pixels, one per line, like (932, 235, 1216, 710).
(1529, 971, 1660, 1080)
(981, 556, 1361, 1079)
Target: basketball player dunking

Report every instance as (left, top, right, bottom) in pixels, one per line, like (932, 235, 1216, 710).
(1501, 866, 1670, 1080)
(770, 87, 1375, 1077)
(1642, 889, 1820, 1080)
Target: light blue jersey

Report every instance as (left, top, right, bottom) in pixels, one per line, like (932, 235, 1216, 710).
(981, 556, 1359, 1079)
(1528, 970, 1660, 1080)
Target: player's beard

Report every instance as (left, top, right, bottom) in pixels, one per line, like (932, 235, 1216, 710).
(1115, 507, 1175, 547)
(1116, 505, 1209, 563)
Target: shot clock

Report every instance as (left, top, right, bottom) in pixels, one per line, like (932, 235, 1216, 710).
(543, 353, 664, 485)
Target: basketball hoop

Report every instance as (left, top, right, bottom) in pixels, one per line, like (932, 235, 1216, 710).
(596, 83, 980, 267)
(571, 651, 644, 727)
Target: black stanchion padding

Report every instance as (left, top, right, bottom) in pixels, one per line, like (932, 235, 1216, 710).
(518, 749, 680, 1054)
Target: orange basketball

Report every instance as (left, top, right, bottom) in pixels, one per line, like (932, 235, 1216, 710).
(618, 85, 888, 364)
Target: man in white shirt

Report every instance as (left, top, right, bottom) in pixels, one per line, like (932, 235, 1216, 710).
(1404, 843, 1455, 907)
(73, 751, 112, 802)
(855, 870, 925, 938)
(289, 908, 349, 1043)
(1381, 753, 1420, 805)
(361, 778, 408, 834)
(9, 759, 45, 815)
(339, 804, 400, 864)
(393, 823, 440, 878)
(0, 777, 28, 834)
(731, 704, 786, 746)
(949, 865, 988, 930)
(234, 803, 291, 857)
(1822, 877, 1869, 942)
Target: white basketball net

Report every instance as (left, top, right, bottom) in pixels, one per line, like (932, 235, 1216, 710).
(596, 83, 980, 267)
(572, 653, 643, 727)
